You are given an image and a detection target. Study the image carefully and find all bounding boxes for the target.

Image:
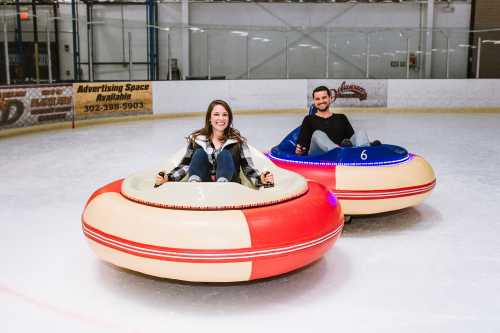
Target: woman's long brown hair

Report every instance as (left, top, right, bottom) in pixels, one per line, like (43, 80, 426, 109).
(189, 99, 246, 144)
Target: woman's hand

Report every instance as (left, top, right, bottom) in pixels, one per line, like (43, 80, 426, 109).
(154, 172, 168, 188)
(260, 171, 274, 187)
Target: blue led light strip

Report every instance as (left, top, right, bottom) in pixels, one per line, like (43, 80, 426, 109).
(267, 153, 412, 167)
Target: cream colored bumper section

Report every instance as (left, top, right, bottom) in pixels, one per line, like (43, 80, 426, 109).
(83, 192, 252, 250)
(84, 192, 254, 281)
(335, 155, 435, 190)
(335, 155, 436, 215)
(88, 241, 252, 282)
(339, 193, 432, 215)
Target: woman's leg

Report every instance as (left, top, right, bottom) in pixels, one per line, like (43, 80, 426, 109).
(215, 150, 236, 182)
(309, 130, 338, 155)
(188, 149, 211, 182)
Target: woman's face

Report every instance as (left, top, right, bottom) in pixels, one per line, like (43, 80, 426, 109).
(210, 104, 229, 133)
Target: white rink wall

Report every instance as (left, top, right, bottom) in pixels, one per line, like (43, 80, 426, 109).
(1, 79, 499, 135)
(153, 80, 307, 114)
(387, 80, 500, 108)
(152, 79, 500, 115)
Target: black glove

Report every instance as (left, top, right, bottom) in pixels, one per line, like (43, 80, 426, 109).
(154, 172, 165, 188)
(340, 138, 353, 147)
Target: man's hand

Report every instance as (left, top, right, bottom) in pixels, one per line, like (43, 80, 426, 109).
(295, 144, 306, 155)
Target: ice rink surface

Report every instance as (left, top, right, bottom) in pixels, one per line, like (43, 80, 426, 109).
(1, 111, 500, 333)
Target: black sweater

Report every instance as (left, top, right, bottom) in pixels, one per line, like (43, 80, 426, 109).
(296, 113, 354, 152)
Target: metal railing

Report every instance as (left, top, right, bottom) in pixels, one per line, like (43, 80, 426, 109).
(1, 13, 499, 83)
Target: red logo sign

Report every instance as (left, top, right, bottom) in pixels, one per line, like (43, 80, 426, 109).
(331, 81, 367, 101)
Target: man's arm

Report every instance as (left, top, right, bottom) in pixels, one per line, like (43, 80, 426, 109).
(296, 116, 312, 155)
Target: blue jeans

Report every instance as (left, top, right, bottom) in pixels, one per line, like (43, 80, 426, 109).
(188, 148, 236, 182)
(309, 130, 371, 156)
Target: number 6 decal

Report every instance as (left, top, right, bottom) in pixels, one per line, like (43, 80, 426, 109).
(360, 149, 368, 160)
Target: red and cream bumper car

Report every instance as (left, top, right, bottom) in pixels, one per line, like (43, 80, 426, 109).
(82, 147, 343, 282)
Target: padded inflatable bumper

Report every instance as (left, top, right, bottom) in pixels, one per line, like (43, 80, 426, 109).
(268, 153, 435, 215)
(267, 127, 436, 215)
(82, 179, 343, 282)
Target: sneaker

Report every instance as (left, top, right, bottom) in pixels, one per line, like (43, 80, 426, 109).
(370, 140, 382, 146)
(216, 177, 228, 182)
(340, 138, 353, 147)
(188, 175, 201, 182)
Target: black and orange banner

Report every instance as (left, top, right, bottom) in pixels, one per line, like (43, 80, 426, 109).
(0, 84, 73, 129)
(74, 82, 152, 118)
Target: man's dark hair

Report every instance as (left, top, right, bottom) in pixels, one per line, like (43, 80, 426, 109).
(312, 86, 332, 98)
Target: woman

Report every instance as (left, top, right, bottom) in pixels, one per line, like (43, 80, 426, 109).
(154, 99, 274, 188)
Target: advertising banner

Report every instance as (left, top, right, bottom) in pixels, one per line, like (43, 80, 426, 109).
(74, 82, 152, 119)
(307, 80, 387, 108)
(0, 84, 73, 130)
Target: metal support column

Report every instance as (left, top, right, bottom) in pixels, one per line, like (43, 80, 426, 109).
(128, 31, 133, 80)
(14, 0, 24, 83)
(53, 2, 60, 82)
(146, 0, 149, 79)
(284, 38, 289, 79)
(246, 34, 249, 79)
(47, 23, 52, 83)
(155, 6, 159, 79)
(87, 3, 94, 82)
(121, 6, 125, 65)
(46, 15, 60, 83)
(3, 21, 10, 84)
(325, 29, 329, 78)
(206, 31, 210, 79)
(418, 2, 425, 78)
(181, 0, 189, 79)
(365, 33, 370, 79)
(167, 32, 172, 80)
(32, 2, 40, 83)
(71, 0, 81, 81)
(476, 37, 482, 79)
(445, 35, 450, 79)
(425, 0, 434, 78)
(406, 38, 411, 79)
(146, 0, 157, 80)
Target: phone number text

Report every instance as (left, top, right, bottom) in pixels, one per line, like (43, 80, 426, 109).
(84, 102, 145, 113)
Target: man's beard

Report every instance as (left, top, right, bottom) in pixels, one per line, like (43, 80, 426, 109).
(316, 104, 330, 112)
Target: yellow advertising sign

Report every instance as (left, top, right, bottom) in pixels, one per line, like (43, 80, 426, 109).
(74, 82, 152, 117)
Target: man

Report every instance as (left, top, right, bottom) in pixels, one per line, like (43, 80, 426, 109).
(296, 86, 356, 156)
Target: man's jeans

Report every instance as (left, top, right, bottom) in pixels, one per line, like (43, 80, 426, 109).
(309, 130, 371, 156)
(188, 148, 236, 182)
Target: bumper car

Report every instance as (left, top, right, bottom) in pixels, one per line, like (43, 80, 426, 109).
(82, 147, 343, 282)
(266, 110, 436, 215)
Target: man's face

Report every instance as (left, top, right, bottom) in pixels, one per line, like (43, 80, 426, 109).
(313, 90, 332, 112)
